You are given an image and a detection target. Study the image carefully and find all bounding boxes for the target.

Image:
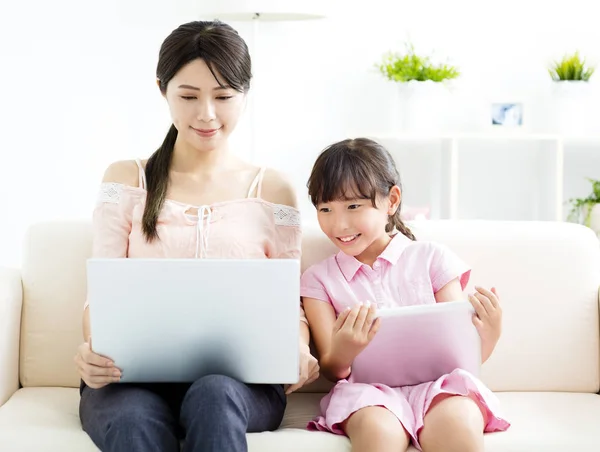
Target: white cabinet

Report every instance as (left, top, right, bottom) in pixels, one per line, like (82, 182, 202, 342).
(374, 134, 600, 221)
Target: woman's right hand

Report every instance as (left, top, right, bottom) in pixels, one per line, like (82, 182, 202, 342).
(74, 338, 121, 389)
(330, 302, 381, 368)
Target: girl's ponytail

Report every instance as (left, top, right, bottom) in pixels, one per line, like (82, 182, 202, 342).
(387, 209, 416, 240)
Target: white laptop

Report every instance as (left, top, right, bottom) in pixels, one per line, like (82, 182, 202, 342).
(350, 301, 481, 387)
(86, 258, 301, 384)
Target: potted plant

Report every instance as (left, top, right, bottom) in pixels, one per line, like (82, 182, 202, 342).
(548, 52, 595, 136)
(567, 178, 600, 236)
(549, 52, 595, 82)
(377, 43, 460, 135)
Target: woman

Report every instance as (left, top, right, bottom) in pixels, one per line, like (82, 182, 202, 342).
(74, 20, 318, 452)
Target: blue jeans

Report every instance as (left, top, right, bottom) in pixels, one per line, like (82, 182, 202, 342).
(79, 375, 286, 452)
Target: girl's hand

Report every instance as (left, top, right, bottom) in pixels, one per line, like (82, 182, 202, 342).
(468, 286, 502, 362)
(74, 337, 121, 389)
(330, 302, 381, 367)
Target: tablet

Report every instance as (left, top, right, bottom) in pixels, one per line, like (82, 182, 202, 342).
(350, 301, 481, 387)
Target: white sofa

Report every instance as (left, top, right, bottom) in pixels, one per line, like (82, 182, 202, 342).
(1, 220, 600, 451)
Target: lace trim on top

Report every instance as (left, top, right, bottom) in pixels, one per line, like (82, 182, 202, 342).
(97, 182, 301, 227)
(273, 205, 300, 227)
(98, 183, 122, 204)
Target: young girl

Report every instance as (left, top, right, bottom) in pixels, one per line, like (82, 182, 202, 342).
(301, 138, 510, 452)
(74, 20, 318, 452)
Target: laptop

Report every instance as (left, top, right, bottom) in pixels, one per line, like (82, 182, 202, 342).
(86, 258, 300, 384)
(350, 301, 481, 387)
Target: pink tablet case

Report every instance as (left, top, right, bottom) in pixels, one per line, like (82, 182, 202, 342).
(350, 301, 481, 387)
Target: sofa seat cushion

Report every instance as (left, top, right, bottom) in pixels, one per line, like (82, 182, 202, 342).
(0, 388, 95, 451)
(1, 388, 600, 451)
(282, 391, 600, 451)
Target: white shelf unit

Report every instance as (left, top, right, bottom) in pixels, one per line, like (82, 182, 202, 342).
(373, 134, 600, 222)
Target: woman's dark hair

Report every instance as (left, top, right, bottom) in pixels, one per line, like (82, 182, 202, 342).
(307, 138, 415, 240)
(142, 21, 252, 240)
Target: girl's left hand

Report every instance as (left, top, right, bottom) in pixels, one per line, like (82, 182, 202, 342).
(468, 286, 502, 353)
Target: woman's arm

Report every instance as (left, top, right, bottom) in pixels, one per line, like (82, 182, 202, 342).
(76, 161, 141, 388)
(259, 168, 310, 334)
(83, 160, 140, 339)
(83, 307, 91, 342)
(260, 168, 320, 392)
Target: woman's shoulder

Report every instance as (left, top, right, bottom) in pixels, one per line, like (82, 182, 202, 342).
(96, 160, 146, 206)
(101, 160, 143, 187)
(259, 167, 298, 209)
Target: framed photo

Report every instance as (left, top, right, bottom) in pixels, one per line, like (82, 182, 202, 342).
(491, 102, 524, 127)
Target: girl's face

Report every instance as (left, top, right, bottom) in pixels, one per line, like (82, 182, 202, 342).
(163, 58, 246, 152)
(316, 186, 401, 261)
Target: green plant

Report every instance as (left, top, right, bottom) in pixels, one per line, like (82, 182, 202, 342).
(549, 52, 595, 81)
(377, 43, 460, 83)
(567, 178, 600, 226)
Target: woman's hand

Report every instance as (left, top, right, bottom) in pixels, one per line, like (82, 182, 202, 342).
(330, 301, 381, 368)
(468, 286, 502, 362)
(285, 343, 320, 395)
(74, 338, 121, 389)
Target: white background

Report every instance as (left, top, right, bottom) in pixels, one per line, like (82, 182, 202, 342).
(1, 0, 599, 267)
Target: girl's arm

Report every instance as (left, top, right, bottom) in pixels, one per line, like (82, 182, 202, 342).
(303, 297, 351, 381)
(303, 297, 379, 381)
(433, 277, 465, 304)
(434, 278, 500, 363)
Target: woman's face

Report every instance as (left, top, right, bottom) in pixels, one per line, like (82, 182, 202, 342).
(163, 58, 246, 152)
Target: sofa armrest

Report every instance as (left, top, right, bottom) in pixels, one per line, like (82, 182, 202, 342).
(0, 266, 22, 407)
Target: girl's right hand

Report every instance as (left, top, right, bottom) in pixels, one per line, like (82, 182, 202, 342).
(330, 301, 381, 367)
(74, 338, 121, 389)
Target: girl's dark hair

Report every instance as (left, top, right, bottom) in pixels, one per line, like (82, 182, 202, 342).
(142, 21, 252, 240)
(307, 138, 415, 240)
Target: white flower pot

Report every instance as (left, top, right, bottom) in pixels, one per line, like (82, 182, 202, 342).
(395, 80, 453, 135)
(585, 204, 600, 236)
(551, 81, 592, 136)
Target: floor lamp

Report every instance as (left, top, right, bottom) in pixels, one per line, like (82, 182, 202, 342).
(196, 0, 326, 162)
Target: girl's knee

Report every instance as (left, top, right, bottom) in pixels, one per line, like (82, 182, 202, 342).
(429, 394, 485, 428)
(344, 406, 409, 443)
(420, 396, 485, 452)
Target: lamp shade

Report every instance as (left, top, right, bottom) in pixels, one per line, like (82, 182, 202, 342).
(196, 0, 326, 21)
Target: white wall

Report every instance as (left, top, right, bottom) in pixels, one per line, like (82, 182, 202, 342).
(1, 0, 599, 267)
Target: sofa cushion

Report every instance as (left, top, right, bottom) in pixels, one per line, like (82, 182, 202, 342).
(20, 222, 92, 388)
(300, 220, 600, 393)
(1, 388, 600, 451)
(18, 220, 600, 393)
(402, 220, 600, 393)
(0, 388, 93, 452)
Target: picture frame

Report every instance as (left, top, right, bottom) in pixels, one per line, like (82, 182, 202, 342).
(491, 102, 524, 127)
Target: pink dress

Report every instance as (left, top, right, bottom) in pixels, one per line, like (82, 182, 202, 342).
(86, 160, 306, 323)
(300, 233, 510, 449)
